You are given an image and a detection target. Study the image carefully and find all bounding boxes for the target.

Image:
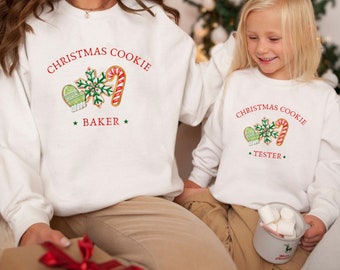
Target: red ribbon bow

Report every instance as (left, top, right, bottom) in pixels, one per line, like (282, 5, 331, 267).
(39, 235, 143, 270)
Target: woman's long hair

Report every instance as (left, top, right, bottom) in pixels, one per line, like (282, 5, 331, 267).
(0, 0, 180, 76)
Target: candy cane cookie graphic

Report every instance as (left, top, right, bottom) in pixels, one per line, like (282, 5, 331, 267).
(275, 118, 289, 146)
(106, 66, 126, 106)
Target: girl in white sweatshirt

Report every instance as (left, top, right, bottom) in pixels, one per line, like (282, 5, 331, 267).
(176, 0, 340, 269)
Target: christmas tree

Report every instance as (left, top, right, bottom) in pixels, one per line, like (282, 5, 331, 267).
(184, 0, 340, 93)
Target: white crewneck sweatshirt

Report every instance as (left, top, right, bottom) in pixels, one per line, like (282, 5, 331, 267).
(0, 0, 235, 244)
(190, 68, 340, 229)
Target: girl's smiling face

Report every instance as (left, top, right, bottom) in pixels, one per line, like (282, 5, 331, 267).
(246, 4, 292, 80)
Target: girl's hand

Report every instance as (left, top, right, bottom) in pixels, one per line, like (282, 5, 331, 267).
(300, 215, 326, 251)
(174, 180, 207, 205)
(20, 222, 70, 248)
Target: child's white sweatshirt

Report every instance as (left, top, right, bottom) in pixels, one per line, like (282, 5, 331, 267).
(190, 68, 340, 229)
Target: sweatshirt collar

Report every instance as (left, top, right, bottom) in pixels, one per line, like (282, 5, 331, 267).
(254, 68, 299, 87)
(58, 0, 118, 20)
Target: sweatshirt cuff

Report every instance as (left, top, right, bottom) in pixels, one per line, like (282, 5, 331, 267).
(189, 167, 212, 187)
(307, 186, 340, 230)
(307, 209, 337, 230)
(9, 206, 52, 245)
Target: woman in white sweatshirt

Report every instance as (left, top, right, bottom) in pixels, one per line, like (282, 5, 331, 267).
(0, 0, 237, 269)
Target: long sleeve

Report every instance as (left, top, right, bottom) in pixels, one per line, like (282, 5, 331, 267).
(307, 92, 340, 229)
(180, 35, 235, 126)
(0, 63, 53, 245)
(189, 90, 225, 187)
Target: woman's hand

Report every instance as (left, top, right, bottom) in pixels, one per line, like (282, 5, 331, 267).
(300, 215, 326, 252)
(19, 222, 70, 248)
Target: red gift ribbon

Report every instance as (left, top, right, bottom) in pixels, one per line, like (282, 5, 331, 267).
(39, 235, 143, 270)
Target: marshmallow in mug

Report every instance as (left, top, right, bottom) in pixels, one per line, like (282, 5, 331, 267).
(258, 205, 296, 238)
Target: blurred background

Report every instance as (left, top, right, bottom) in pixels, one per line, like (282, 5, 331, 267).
(166, 0, 340, 90)
(166, 0, 340, 47)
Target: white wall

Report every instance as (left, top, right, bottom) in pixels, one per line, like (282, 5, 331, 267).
(166, 0, 340, 47)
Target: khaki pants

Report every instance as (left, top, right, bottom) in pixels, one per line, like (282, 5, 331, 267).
(51, 196, 237, 270)
(181, 190, 310, 270)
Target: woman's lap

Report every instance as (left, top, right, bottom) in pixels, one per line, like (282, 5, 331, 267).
(51, 196, 236, 270)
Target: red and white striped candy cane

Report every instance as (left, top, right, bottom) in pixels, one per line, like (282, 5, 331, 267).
(106, 66, 126, 106)
(275, 118, 289, 146)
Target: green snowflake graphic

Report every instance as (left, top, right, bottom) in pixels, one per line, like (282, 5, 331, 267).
(76, 68, 113, 107)
(254, 118, 279, 145)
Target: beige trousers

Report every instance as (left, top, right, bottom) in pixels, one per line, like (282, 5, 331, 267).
(51, 196, 237, 270)
(181, 190, 310, 270)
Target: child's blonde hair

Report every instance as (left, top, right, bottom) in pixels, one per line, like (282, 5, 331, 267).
(230, 0, 321, 81)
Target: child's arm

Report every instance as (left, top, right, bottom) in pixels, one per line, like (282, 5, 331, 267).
(304, 91, 340, 250)
(175, 88, 226, 205)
